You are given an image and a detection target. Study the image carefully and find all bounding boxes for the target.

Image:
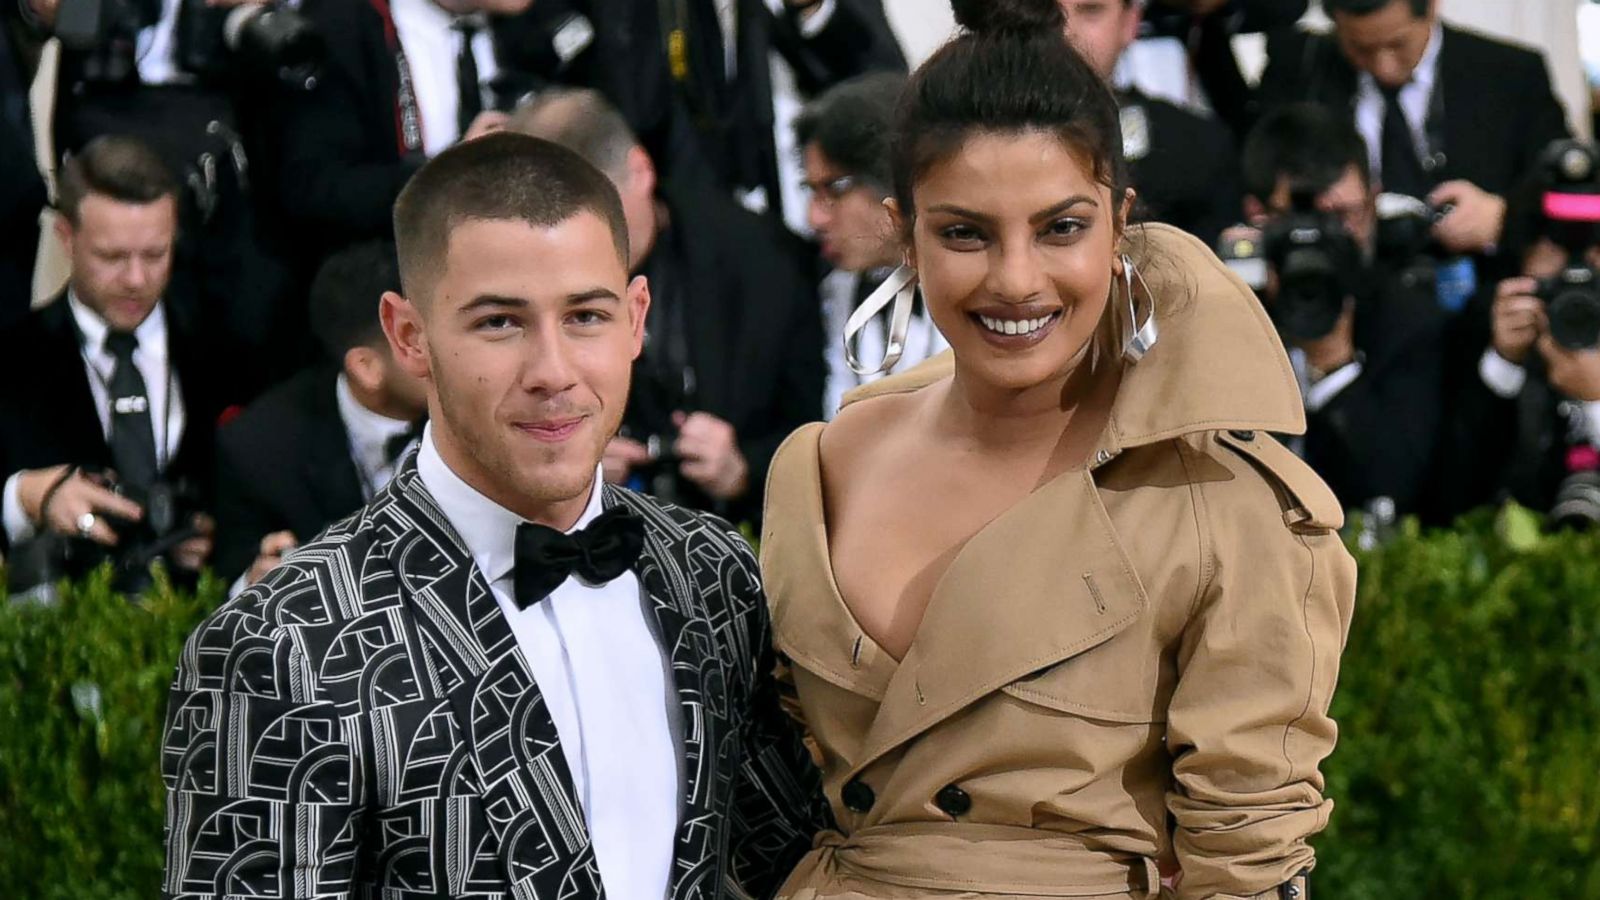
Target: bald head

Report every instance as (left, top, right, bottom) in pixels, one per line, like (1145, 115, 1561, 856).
(509, 88, 639, 181)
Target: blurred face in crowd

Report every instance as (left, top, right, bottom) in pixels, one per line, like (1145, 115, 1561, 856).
(803, 144, 898, 273)
(1257, 164, 1378, 250)
(1058, 0, 1140, 82)
(383, 212, 649, 526)
(610, 148, 659, 273)
(1331, 0, 1438, 91)
(902, 130, 1127, 393)
(58, 193, 176, 333)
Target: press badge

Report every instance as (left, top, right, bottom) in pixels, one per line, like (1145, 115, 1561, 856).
(1120, 104, 1150, 162)
(552, 14, 595, 66)
(1435, 255, 1477, 313)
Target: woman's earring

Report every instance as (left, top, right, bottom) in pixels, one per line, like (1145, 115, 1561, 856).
(1120, 253, 1159, 363)
(844, 265, 918, 376)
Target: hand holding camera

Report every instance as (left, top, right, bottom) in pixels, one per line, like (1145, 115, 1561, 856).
(17, 465, 144, 546)
(1490, 277, 1547, 366)
(1428, 180, 1506, 256)
(672, 411, 748, 501)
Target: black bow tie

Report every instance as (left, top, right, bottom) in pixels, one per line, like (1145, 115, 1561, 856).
(513, 507, 645, 608)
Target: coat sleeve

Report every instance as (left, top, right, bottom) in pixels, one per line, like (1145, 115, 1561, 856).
(1166, 433, 1357, 899)
(723, 533, 830, 897)
(161, 577, 366, 899)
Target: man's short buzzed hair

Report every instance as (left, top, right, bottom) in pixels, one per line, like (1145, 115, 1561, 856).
(508, 88, 639, 181)
(392, 132, 630, 302)
(1325, 0, 1428, 17)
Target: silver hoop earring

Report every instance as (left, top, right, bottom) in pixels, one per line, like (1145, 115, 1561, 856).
(1119, 253, 1159, 363)
(844, 265, 918, 376)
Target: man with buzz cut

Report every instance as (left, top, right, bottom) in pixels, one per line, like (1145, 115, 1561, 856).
(159, 132, 826, 899)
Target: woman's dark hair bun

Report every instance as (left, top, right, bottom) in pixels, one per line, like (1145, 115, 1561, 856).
(950, 0, 1065, 36)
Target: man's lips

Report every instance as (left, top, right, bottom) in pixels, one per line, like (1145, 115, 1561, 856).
(513, 416, 586, 443)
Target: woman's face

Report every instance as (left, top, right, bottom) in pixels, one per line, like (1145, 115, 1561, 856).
(908, 130, 1123, 393)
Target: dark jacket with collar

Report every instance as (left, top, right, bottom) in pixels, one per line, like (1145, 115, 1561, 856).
(211, 366, 368, 582)
(1256, 23, 1571, 203)
(160, 462, 827, 898)
(1122, 90, 1241, 248)
(0, 295, 223, 552)
(630, 181, 826, 521)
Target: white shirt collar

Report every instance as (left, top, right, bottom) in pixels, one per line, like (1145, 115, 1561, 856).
(415, 424, 607, 585)
(335, 372, 416, 476)
(66, 291, 168, 362)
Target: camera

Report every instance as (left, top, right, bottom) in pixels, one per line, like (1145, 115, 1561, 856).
(1526, 140, 1600, 352)
(620, 362, 699, 507)
(1220, 192, 1361, 342)
(1550, 468, 1600, 529)
(1535, 266, 1600, 351)
(1374, 193, 1453, 263)
(56, 0, 324, 90)
(4, 474, 204, 598)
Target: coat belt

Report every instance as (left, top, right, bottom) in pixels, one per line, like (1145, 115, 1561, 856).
(790, 823, 1161, 898)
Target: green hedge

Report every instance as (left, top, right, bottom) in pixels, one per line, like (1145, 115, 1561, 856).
(2, 511, 1598, 897)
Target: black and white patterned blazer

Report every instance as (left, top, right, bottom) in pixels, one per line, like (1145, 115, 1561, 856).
(161, 459, 827, 899)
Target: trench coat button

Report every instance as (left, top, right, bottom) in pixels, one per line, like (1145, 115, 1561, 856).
(841, 779, 875, 813)
(1228, 429, 1257, 442)
(934, 784, 972, 817)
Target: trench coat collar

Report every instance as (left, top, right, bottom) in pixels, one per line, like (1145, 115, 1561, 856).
(777, 224, 1307, 780)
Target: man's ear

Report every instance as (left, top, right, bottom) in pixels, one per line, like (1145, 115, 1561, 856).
(626, 275, 652, 360)
(343, 346, 383, 392)
(54, 214, 74, 257)
(627, 146, 657, 199)
(380, 291, 432, 381)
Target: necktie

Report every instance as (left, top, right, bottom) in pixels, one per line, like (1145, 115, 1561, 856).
(1379, 83, 1430, 198)
(453, 19, 484, 140)
(104, 331, 158, 496)
(513, 507, 646, 608)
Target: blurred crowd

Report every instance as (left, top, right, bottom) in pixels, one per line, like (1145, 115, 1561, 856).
(2, 0, 1597, 597)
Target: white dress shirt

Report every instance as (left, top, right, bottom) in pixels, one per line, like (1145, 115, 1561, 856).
(1354, 22, 1444, 190)
(389, 0, 500, 157)
(334, 373, 416, 500)
(416, 428, 680, 900)
(821, 268, 949, 418)
(1478, 347, 1600, 448)
(3, 296, 186, 545)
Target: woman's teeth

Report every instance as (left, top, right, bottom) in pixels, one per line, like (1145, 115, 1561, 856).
(978, 313, 1054, 336)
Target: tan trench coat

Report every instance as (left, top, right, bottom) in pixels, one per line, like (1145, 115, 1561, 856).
(759, 225, 1358, 900)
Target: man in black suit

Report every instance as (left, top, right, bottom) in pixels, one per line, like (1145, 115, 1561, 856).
(511, 87, 825, 522)
(514, 0, 906, 223)
(1256, 0, 1570, 268)
(0, 136, 220, 585)
(1237, 104, 1448, 518)
(213, 241, 428, 588)
(1062, 0, 1242, 247)
(274, 0, 536, 257)
(162, 132, 824, 899)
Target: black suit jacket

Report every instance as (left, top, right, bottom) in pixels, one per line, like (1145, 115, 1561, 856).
(638, 182, 826, 519)
(162, 462, 827, 898)
(212, 367, 366, 582)
(1301, 266, 1448, 518)
(0, 297, 222, 551)
(1257, 24, 1570, 203)
(1124, 92, 1241, 247)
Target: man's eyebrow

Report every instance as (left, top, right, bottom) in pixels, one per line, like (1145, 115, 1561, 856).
(458, 294, 528, 314)
(567, 287, 621, 304)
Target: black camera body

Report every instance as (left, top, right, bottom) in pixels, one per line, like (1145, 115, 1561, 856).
(5, 475, 204, 598)
(1535, 265, 1600, 351)
(1221, 197, 1361, 342)
(1374, 193, 1452, 264)
(56, 0, 324, 90)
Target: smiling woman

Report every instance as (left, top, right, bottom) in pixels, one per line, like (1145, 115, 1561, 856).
(758, 1, 1358, 898)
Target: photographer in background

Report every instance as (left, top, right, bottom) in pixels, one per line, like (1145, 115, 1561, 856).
(0, 136, 222, 592)
(1061, 0, 1241, 247)
(213, 241, 427, 591)
(1227, 103, 1447, 519)
(796, 72, 947, 416)
(1435, 141, 1600, 527)
(1256, 0, 1570, 283)
(17, 0, 303, 394)
(511, 87, 823, 522)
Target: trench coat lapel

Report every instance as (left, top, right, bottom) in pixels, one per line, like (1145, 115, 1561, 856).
(844, 467, 1148, 779)
(378, 464, 604, 897)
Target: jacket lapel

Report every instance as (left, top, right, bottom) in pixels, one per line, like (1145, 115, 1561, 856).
(844, 467, 1147, 780)
(38, 300, 112, 465)
(378, 464, 603, 896)
(603, 486, 726, 897)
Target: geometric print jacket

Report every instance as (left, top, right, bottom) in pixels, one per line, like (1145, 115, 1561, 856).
(160, 459, 828, 898)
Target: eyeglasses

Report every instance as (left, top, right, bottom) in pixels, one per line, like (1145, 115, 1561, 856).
(801, 174, 867, 206)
